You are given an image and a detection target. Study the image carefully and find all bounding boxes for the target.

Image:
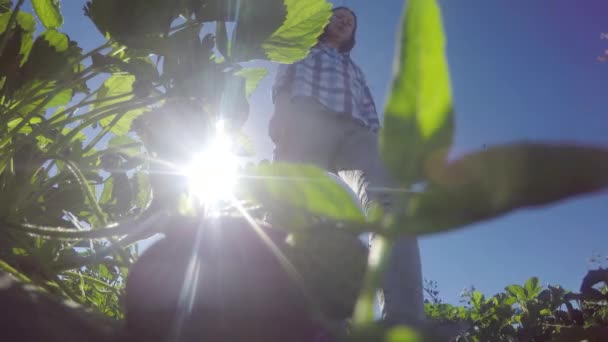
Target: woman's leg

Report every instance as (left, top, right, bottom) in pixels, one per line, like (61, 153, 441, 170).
(335, 121, 425, 327)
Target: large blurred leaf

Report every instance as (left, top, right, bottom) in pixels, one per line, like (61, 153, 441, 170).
(230, 0, 286, 62)
(400, 143, 608, 235)
(84, 0, 177, 51)
(232, 0, 331, 63)
(380, 0, 453, 186)
(18, 86, 73, 114)
(32, 0, 63, 29)
(234, 67, 268, 98)
(243, 163, 365, 227)
(93, 75, 147, 135)
(132, 171, 151, 210)
(261, 0, 332, 63)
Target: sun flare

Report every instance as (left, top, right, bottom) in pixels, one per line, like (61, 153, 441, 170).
(183, 120, 239, 205)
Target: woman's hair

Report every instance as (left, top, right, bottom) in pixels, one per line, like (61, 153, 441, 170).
(317, 6, 357, 53)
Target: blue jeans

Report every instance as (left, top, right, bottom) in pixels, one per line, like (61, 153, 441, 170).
(270, 95, 425, 326)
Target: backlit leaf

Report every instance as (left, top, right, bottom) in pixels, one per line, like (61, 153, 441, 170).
(399, 143, 608, 235)
(262, 0, 332, 63)
(93, 75, 147, 135)
(234, 67, 268, 98)
(243, 163, 365, 227)
(380, 0, 453, 186)
(32, 0, 63, 29)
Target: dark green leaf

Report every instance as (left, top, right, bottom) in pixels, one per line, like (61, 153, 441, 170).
(0, 1, 11, 14)
(84, 0, 177, 51)
(261, 0, 332, 63)
(32, 0, 63, 29)
(524, 277, 541, 299)
(243, 163, 365, 228)
(506, 285, 526, 300)
(19, 86, 73, 114)
(132, 171, 151, 209)
(99, 177, 114, 205)
(107, 135, 142, 158)
(215, 20, 229, 59)
(21, 30, 82, 82)
(0, 10, 35, 32)
(399, 143, 608, 235)
(234, 67, 268, 98)
(380, 0, 453, 186)
(231, 0, 287, 62)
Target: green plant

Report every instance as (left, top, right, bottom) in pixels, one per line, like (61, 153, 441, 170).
(0, 0, 607, 341)
(425, 271, 608, 341)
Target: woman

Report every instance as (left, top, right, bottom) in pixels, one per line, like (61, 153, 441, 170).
(268, 7, 425, 327)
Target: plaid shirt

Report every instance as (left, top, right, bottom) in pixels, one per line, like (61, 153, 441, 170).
(272, 44, 380, 132)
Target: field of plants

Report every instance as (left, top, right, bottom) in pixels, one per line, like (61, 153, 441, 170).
(0, 0, 606, 341)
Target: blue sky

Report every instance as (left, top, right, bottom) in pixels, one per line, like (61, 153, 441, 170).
(54, 0, 608, 304)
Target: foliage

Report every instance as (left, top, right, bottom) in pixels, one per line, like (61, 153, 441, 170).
(0, 0, 606, 341)
(425, 271, 608, 341)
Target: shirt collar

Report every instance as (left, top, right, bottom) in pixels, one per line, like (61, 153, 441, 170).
(318, 42, 350, 57)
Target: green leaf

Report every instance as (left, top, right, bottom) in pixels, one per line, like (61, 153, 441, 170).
(0, 1, 11, 14)
(506, 285, 526, 300)
(243, 163, 365, 228)
(234, 67, 268, 98)
(19, 87, 73, 113)
(133, 171, 151, 209)
(398, 143, 608, 235)
(0, 10, 35, 32)
(380, 0, 453, 186)
(7, 116, 41, 133)
(39, 29, 67, 51)
(84, 0, 176, 51)
(386, 326, 421, 342)
(32, 0, 63, 29)
(93, 75, 147, 135)
(99, 177, 114, 205)
(524, 277, 541, 299)
(230, 0, 286, 62)
(107, 135, 141, 157)
(0, 11, 35, 68)
(21, 30, 81, 81)
(215, 20, 229, 59)
(261, 0, 332, 63)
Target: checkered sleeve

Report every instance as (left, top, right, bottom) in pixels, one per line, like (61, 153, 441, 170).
(358, 68, 380, 132)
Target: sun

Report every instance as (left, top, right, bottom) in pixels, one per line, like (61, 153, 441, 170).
(183, 120, 239, 205)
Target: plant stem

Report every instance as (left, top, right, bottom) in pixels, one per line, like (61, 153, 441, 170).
(353, 235, 393, 325)
(82, 111, 127, 153)
(63, 159, 108, 226)
(0, 0, 26, 58)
